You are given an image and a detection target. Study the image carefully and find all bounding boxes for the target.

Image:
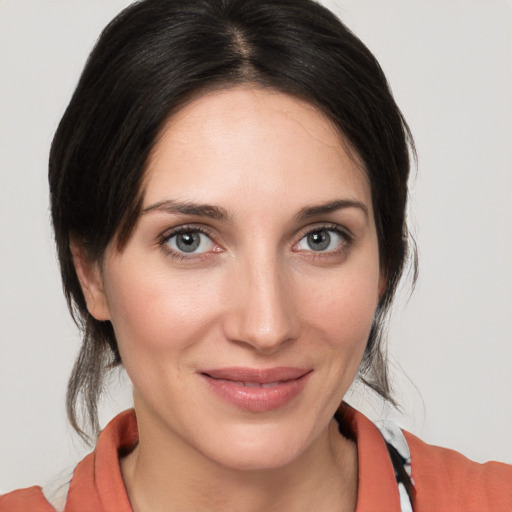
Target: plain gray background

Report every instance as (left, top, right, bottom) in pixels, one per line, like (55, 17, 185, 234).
(1, 0, 511, 492)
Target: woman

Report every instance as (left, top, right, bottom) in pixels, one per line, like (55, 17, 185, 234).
(1, 0, 510, 510)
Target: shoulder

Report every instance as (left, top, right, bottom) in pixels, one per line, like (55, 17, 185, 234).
(404, 430, 512, 512)
(0, 410, 137, 512)
(0, 486, 56, 512)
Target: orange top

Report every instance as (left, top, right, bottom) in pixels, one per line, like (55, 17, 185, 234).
(1, 408, 511, 511)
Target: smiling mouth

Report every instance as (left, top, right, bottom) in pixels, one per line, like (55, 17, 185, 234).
(200, 367, 312, 412)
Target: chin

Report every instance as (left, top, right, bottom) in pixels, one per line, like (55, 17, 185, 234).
(213, 447, 304, 472)
(199, 422, 314, 472)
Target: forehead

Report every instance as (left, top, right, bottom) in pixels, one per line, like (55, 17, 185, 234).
(143, 87, 371, 211)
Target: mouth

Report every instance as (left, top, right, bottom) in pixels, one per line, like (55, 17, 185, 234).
(199, 367, 313, 412)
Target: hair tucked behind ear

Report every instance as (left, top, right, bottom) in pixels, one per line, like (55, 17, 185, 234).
(50, 0, 416, 441)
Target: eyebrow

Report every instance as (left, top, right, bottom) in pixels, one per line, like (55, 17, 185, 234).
(296, 199, 368, 220)
(142, 200, 230, 221)
(142, 198, 368, 222)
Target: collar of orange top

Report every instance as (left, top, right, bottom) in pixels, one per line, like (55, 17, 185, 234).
(64, 406, 401, 512)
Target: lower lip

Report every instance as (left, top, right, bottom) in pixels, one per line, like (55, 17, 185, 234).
(202, 372, 312, 413)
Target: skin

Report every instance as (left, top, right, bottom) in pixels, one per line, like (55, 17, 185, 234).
(74, 87, 384, 512)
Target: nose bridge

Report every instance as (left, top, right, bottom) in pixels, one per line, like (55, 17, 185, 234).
(225, 249, 299, 353)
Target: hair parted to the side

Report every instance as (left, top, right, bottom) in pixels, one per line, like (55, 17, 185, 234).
(49, 0, 416, 442)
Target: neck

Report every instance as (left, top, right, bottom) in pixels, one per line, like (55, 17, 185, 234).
(121, 409, 358, 512)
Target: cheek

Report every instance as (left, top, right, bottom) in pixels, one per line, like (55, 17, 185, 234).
(298, 262, 380, 350)
(104, 266, 222, 357)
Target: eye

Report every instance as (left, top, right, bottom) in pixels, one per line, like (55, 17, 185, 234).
(295, 227, 348, 252)
(164, 229, 215, 254)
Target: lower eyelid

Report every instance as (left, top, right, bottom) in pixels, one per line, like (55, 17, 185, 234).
(158, 225, 352, 259)
(294, 227, 351, 251)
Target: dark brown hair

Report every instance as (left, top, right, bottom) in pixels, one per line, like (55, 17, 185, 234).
(49, 0, 416, 440)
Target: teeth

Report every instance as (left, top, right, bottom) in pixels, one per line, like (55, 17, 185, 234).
(216, 379, 246, 386)
(211, 377, 283, 387)
(261, 382, 280, 388)
(244, 381, 281, 388)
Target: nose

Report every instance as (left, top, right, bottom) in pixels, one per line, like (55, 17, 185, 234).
(223, 256, 300, 354)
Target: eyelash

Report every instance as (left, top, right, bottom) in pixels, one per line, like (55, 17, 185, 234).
(157, 223, 354, 261)
(158, 225, 217, 261)
(293, 223, 354, 257)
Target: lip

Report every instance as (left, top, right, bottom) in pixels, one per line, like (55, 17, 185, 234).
(199, 367, 313, 413)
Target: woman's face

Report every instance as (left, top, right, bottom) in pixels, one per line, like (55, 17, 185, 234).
(86, 87, 383, 470)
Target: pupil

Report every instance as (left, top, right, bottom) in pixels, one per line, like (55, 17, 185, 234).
(176, 232, 200, 252)
(307, 230, 330, 251)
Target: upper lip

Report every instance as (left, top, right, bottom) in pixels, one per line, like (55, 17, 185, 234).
(201, 367, 312, 384)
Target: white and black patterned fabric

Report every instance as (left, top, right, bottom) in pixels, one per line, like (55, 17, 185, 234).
(377, 420, 415, 512)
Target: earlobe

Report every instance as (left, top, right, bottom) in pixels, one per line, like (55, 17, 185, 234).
(70, 241, 111, 321)
(378, 272, 388, 301)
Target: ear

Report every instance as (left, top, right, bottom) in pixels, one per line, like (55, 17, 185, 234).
(70, 241, 111, 321)
(378, 270, 388, 301)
